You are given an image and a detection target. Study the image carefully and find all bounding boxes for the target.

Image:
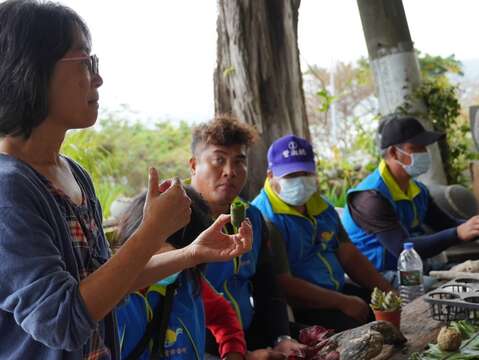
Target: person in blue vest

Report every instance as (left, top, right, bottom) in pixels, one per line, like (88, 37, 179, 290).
(342, 115, 479, 286)
(189, 116, 306, 358)
(252, 135, 394, 332)
(113, 188, 250, 360)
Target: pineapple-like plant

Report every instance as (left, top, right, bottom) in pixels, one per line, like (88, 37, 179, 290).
(370, 287, 401, 312)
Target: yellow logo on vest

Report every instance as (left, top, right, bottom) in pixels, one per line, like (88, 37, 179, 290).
(164, 327, 184, 348)
(320, 231, 334, 242)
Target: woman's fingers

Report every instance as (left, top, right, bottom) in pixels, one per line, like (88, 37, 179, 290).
(238, 218, 253, 251)
(158, 179, 172, 193)
(210, 214, 232, 233)
(147, 167, 160, 197)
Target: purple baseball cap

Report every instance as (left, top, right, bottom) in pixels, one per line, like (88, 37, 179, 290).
(267, 135, 316, 177)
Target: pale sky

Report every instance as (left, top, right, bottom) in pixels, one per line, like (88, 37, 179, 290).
(56, 0, 479, 123)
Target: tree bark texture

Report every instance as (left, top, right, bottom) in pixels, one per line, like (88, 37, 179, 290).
(357, 0, 448, 185)
(214, 0, 310, 199)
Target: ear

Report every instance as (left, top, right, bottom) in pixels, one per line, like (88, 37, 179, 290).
(268, 172, 281, 193)
(267, 170, 273, 179)
(189, 157, 197, 176)
(387, 146, 397, 160)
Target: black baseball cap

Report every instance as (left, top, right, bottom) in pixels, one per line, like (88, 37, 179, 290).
(379, 115, 445, 149)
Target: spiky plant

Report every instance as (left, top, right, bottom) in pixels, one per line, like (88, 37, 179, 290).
(383, 291, 401, 311)
(370, 287, 401, 312)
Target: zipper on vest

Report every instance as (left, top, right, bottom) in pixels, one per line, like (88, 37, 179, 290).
(316, 252, 340, 290)
(411, 201, 419, 228)
(312, 220, 340, 290)
(119, 324, 126, 352)
(177, 317, 201, 360)
(223, 281, 243, 329)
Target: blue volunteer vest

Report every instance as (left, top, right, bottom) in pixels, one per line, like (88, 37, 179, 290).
(116, 271, 205, 360)
(204, 198, 264, 330)
(252, 179, 345, 291)
(116, 292, 150, 360)
(341, 160, 429, 271)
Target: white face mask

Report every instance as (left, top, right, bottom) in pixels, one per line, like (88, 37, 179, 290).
(395, 146, 431, 177)
(277, 176, 317, 206)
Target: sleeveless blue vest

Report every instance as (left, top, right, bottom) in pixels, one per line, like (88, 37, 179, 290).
(252, 179, 345, 291)
(341, 161, 429, 271)
(116, 271, 205, 360)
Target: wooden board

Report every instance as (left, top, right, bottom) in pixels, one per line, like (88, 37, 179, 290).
(390, 296, 444, 359)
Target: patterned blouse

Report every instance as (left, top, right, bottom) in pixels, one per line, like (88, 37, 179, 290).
(42, 171, 114, 360)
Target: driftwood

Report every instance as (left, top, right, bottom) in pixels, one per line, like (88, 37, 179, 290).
(337, 330, 384, 360)
(451, 260, 479, 272)
(371, 345, 394, 360)
(330, 321, 407, 360)
(430, 260, 479, 281)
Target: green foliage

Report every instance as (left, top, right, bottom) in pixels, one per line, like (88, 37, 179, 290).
(318, 158, 377, 208)
(400, 53, 477, 185)
(61, 128, 126, 219)
(61, 114, 193, 218)
(315, 88, 336, 113)
(418, 52, 464, 79)
(414, 78, 476, 185)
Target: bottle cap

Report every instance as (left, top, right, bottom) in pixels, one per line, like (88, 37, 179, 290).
(404, 242, 414, 250)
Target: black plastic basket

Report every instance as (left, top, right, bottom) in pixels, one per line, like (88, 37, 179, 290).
(424, 277, 479, 322)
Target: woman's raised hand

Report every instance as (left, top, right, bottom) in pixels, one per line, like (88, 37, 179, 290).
(140, 168, 191, 248)
(186, 214, 253, 265)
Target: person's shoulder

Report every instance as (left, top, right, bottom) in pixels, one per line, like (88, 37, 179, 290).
(349, 189, 385, 203)
(251, 187, 268, 205)
(319, 194, 336, 209)
(413, 179, 430, 195)
(0, 154, 33, 179)
(349, 190, 391, 214)
(0, 156, 47, 207)
(251, 189, 275, 220)
(245, 202, 264, 221)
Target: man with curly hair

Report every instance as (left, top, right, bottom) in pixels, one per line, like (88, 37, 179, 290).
(190, 115, 306, 358)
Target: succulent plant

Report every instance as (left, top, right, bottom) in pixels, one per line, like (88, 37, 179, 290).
(370, 287, 401, 312)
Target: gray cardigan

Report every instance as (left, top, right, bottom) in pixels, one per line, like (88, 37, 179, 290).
(0, 155, 119, 359)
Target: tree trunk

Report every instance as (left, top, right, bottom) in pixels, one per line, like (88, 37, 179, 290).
(214, 0, 310, 199)
(357, 0, 447, 185)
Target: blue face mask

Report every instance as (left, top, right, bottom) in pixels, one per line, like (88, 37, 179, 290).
(277, 176, 317, 206)
(395, 147, 431, 178)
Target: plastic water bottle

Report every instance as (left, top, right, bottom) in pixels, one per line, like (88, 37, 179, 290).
(397, 242, 424, 305)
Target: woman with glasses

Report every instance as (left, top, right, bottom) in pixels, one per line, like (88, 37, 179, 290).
(0, 1, 252, 359)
